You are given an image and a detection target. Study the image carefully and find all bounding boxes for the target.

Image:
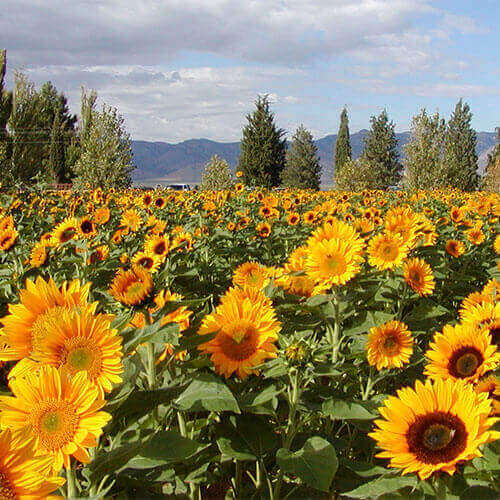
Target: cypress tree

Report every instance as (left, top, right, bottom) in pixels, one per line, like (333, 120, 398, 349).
(362, 109, 402, 189)
(281, 125, 321, 190)
(441, 99, 479, 191)
(49, 113, 66, 182)
(0, 49, 13, 181)
(238, 95, 286, 188)
(334, 107, 351, 174)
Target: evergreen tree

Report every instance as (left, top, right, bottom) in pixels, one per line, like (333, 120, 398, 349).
(482, 127, 499, 192)
(334, 107, 351, 174)
(281, 125, 321, 189)
(73, 96, 134, 190)
(403, 109, 446, 190)
(362, 109, 402, 189)
(440, 99, 479, 191)
(0, 49, 13, 181)
(200, 155, 234, 190)
(238, 95, 286, 188)
(49, 113, 66, 182)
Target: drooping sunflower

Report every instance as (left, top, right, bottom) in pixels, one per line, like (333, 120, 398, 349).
(367, 231, 409, 271)
(445, 239, 465, 258)
(475, 375, 500, 416)
(306, 238, 363, 287)
(424, 323, 499, 383)
(32, 307, 123, 394)
(369, 378, 499, 479)
(29, 241, 48, 268)
(0, 277, 92, 362)
(198, 286, 280, 379)
(0, 429, 65, 499)
(402, 258, 435, 296)
(0, 226, 18, 251)
(109, 267, 153, 306)
(366, 320, 413, 370)
(0, 366, 111, 471)
(232, 262, 271, 290)
(50, 217, 78, 246)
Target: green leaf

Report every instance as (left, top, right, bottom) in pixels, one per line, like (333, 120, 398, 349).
(343, 311, 394, 336)
(341, 458, 387, 478)
(174, 374, 240, 413)
(322, 399, 376, 420)
(459, 486, 499, 500)
(140, 431, 203, 462)
(276, 437, 338, 492)
(344, 476, 417, 499)
(89, 442, 142, 482)
(123, 322, 179, 354)
(404, 299, 450, 323)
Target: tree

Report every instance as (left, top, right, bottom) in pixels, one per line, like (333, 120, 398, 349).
(362, 110, 402, 189)
(482, 127, 499, 192)
(403, 109, 446, 190)
(73, 93, 134, 190)
(0, 49, 13, 181)
(238, 95, 286, 188)
(334, 157, 379, 191)
(440, 99, 479, 191)
(49, 112, 65, 182)
(200, 155, 234, 190)
(281, 125, 321, 189)
(334, 107, 351, 174)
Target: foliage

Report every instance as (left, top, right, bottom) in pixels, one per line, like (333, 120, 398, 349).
(482, 127, 499, 193)
(403, 109, 446, 190)
(335, 106, 352, 174)
(281, 125, 321, 190)
(334, 156, 379, 190)
(441, 99, 479, 191)
(73, 93, 134, 190)
(0, 49, 12, 181)
(238, 95, 286, 188)
(362, 110, 402, 189)
(200, 155, 234, 190)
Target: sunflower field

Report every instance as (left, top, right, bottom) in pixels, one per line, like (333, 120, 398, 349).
(0, 184, 498, 499)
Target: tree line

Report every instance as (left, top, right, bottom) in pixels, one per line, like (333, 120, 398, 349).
(0, 50, 134, 189)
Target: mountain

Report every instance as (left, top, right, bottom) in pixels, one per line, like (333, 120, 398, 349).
(131, 131, 498, 185)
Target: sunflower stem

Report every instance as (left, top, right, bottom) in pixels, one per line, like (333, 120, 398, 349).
(362, 366, 374, 400)
(66, 463, 77, 499)
(328, 292, 341, 364)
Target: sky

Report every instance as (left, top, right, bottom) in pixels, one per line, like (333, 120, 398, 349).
(2, 0, 499, 143)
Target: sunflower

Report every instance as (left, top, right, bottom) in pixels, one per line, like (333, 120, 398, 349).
(32, 307, 123, 394)
(131, 251, 162, 273)
(78, 217, 97, 238)
(402, 258, 435, 297)
(50, 217, 78, 246)
(306, 218, 362, 251)
(366, 321, 413, 370)
(384, 206, 418, 247)
(93, 206, 110, 224)
(475, 375, 500, 416)
(369, 378, 499, 479)
(495, 234, 500, 254)
(109, 267, 153, 306)
(29, 242, 48, 268)
(367, 231, 408, 271)
(232, 262, 271, 290)
(144, 234, 170, 260)
(198, 286, 280, 379)
(461, 302, 500, 334)
(88, 245, 109, 265)
(306, 238, 363, 287)
(466, 227, 485, 245)
(0, 227, 17, 251)
(0, 429, 65, 499)
(445, 239, 465, 257)
(287, 212, 300, 225)
(0, 366, 110, 471)
(120, 209, 142, 232)
(0, 277, 92, 362)
(255, 222, 271, 238)
(424, 323, 499, 383)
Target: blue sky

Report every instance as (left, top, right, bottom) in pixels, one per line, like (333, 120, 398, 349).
(3, 0, 499, 142)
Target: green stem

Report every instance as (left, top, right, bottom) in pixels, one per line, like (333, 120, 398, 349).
(362, 367, 374, 401)
(328, 292, 341, 363)
(235, 460, 242, 498)
(146, 342, 156, 390)
(66, 463, 77, 499)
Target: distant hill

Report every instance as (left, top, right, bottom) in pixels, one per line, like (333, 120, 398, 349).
(131, 130, 497, 184)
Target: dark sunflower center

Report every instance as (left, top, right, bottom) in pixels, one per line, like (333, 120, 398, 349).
(406, 411, 467, 464)
(139, 257, 154, 268)
(0, 470, 16, 500)
(448, 346, 483, 378)
(154, 242, 166, 254)
(382, 334, 400, 355)
(60, 228, 75, 242)
(81, 220, 93, 233)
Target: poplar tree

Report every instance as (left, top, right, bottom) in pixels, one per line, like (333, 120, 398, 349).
(404, 109, 446, 190)
(238, 95, 286, 188)
(200, 155, 234, 190)
(334, 107, 351, 174)
(281, 125, 321, 189)
(362, 109, 402, 189)
(49, 113, 66, 182)
(440, 99, 479, 191)
(482, 127, 499, 192)
(0, 50, 12, 181)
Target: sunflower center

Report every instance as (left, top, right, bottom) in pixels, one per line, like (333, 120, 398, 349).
(219, 323, 259, 362)
(406, 411, 467, 464)
(448, 346, 484, 378)
(68, 347, 94, 371)
(323, 253, 347, 276)
(31, 306, 67, 353)
(126, 281, 145, 297)
(33, 400, 80, 452)
(81, 220, 93, 233)
(59, 228, 75, 243)
(381, 244, 398, 260)
(409, 270, 422, 284)
(154, 242, 166, 255)
(0, 471, 16, 500)
(381, 334, 400, 355)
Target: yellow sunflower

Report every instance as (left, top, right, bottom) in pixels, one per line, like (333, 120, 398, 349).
(120, 209, 142, 232)
(369, 378, 499, 479)
(198, 286, 280, 379)
(131, 251, 162, 273)
(50, 217, 78, 246)
(366, 320, 413, 370)
(402, 258, 435, 297)
(109, 267, 153, 306)
(0, 366, 111, 472)
(461, 302, 500, 335)
(0, 429, 65, 499)
(445, 239, 465, 258)
(77, 217, 97, 239)
(306, 218, 363, 251)
(424, 323, 499, 383)
(0, 226, 18, 251)
(232, 262, 271, 290)
(367, 231, 409, 271)
(32, 307, 123, 394)
(144, 234, 170, 260)
(475, 375, 500, 416)
(0, 277, 92, 362)
(29, 242, 48, 268)
(494, 234, 500, 254)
